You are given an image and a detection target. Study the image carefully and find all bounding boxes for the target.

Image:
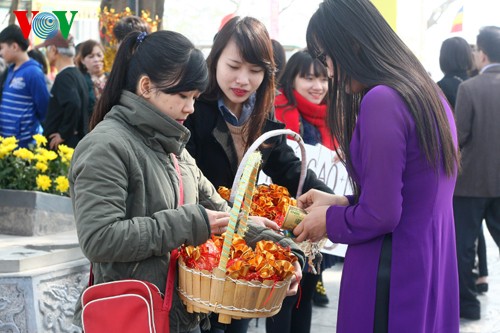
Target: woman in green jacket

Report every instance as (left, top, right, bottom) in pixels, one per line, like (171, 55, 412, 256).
(70, 31, 303, 332)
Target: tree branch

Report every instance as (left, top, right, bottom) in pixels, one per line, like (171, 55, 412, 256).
(279, 0, 297, 14)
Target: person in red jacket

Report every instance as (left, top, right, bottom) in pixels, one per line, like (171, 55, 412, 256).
(275, 49, 337, 150)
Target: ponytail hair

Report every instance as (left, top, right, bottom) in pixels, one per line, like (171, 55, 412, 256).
(90, 30, 208, 130)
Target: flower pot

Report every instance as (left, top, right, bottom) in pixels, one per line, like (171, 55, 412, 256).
(0, 189, 74, 236)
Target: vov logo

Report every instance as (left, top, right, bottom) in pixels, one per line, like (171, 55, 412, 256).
(13, 11, 78, 40)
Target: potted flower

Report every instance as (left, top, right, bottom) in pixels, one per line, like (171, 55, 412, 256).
(0, 135, 76, 236)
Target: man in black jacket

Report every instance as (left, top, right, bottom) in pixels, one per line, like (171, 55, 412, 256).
(41, 32, 89, 149)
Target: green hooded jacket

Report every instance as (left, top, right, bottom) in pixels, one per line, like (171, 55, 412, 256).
(70, 91, 304, 331)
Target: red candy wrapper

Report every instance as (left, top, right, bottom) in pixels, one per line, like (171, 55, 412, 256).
(180, 234, 296, 282)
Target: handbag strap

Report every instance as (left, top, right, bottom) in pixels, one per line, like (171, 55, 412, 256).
(88, 265, 94, 287)
(163, 154, 184, 311)
(171, 154, 184, 206)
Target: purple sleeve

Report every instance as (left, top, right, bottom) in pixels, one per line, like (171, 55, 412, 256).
(326, 86, 408, 244)
(345, 195, 356, 205)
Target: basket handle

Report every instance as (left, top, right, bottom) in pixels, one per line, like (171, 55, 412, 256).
(217, 151, 262, 273)
(229, 129, 307, 203)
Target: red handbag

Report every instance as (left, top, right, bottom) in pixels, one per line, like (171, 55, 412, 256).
(81, 250, 179, 333)
(81, 154, 184, 333)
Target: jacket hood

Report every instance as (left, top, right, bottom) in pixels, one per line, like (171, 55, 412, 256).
(10, 58, 43, 71)
(105, 90, 191, 155)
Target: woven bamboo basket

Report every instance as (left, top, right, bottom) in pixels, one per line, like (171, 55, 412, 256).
(178, 130, 307, 324)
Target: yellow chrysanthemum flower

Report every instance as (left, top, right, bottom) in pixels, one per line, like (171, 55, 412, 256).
(13, 148, 35, 161)
(36, 174, 52, 191)
(36, 161, 49, 173)
(43, 149, 58, 161)
(2, 143, 17, 152)
(1, 136, 18, 146)
(58, 144, 70, 154)
(58, 144, 74, 156)
(0, 136, 19, 158)
(0, 141, 17, 158)
(55, 176, 69, 193)
(34, 154, 47, 163)
(58, 145, 74, 164)
(1, 135, 74, 195)
(35, 148, 50, 162)
(33, 134, 48, 147)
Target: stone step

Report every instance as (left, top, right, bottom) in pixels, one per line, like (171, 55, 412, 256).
(0, 230, 84, 273)
(0, 189, 75, 236)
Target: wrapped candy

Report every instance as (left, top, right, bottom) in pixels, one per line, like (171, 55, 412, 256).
(180, 184, 299, 282)
(180, 234, 297, 282)
(218, 184, 297, 228)
(180, 236, 221, 271)
(178, 148, 303, 323)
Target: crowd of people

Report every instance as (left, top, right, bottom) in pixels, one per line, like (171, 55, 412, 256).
(1, 0, 499, 332)
(0, 26, 106, 149)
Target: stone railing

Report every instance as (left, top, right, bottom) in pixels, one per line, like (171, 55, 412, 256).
(0, 189, 88, 333)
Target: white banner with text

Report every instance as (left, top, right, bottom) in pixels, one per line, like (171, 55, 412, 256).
(258, 140, 352, 257)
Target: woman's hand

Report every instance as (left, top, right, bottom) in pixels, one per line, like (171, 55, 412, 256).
(205, 209, 230, 235)
(294, 190, 349, 242)
(286, 261, 303, 296)
(293, 205, 330, 242)
(248, 216, 279, 230)
(297, 189, 349, 211)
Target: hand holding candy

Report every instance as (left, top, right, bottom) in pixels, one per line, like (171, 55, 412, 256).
(293, 205, 330, 243)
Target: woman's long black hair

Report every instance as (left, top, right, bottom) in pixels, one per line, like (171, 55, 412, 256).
(203, 16, 275, 150)
(90, 30, 208, 130)
(307, 0, 459, 195)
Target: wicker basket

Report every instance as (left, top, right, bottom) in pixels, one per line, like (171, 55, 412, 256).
(177, 257, 292, 323)
(178, 130, 306, 324)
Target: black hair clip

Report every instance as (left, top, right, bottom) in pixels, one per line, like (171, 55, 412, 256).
(137, 32, 147, 44)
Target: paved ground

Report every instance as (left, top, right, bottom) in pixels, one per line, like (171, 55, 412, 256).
(248, 231, 500, 333)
